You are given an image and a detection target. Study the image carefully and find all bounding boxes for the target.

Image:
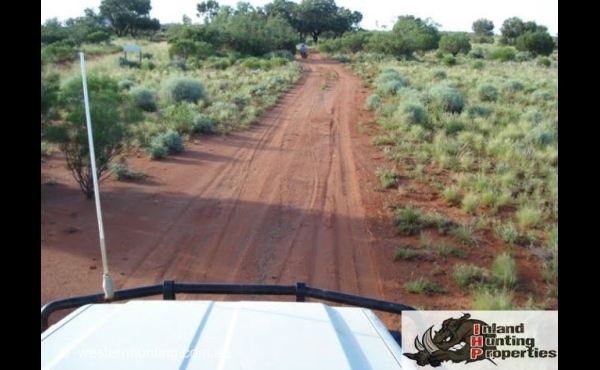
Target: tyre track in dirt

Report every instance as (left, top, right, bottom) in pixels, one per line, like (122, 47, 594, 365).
(121, 57, 384, 301)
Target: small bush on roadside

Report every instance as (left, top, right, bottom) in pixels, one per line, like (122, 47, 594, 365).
(156, 130, 185, 154)
(192, 114, 215, 134)
(146, 140, 168, 160)
(376, 167, 399, 189)
(111, 160, 146, 181)
(160, 77, 208, 104)
(364, 94, 381, 111)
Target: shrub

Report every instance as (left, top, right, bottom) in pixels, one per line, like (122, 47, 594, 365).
(111, 160, 146, 181)
(536, 57, 551, 67)
(130, 86, 157, 112)
(442, 117, 465, 135)
(404, 277, 446, 294)
(264, 50, 294, 60)
(45, 76, 125, 198)
(442, 186, 462, 205)
(118, 79, 135, 91)
(210, 59, 229, 70)
(516, 31, 555, 56)
(41, 41, 76, 63)
(526, 124, 555, 147)
(439, 33, 471, 56)
(516, 205, 544, 228)
(476, 83, 499, 102)
(492, 253, 517, 289)
(141, 60, 156, 70)
(192, 114, 215, 134)
(453, 264, 489, 288)
(473, 288, 514, 310)
(494, 222, 521, 244)
(374, 70, 408, 86)
(467, 105, 493, 118)
(502, 79, 525, 92)
(118, 57, 140, 68)
(394, 246, 428, 261)
(471, 60, 484, 69)
(441, 55, 456, 66)
(426, 84, 465, 113)
(241, 57, 263, 69)
(376, 80, 405, 95)
(467, 49, 485, 59)
(268, 57, 288, 67)
(41, 142, 52, 158)
(430, 69, 447, 80)
(155, 130, 184, 154)
(169, 40, 201, 64)
(396, 102, 428, 125)
(41, 73, 60, 119)
(376, 167, 399, 189)
(364, 94, 381, 111)
(160, 77, 208, 104)
(162, 103, 196, 133)
(461, 192, 480, 215)
(523, 109, 543, 123)
(450, 225, 481, 247)
(487, 47, 516, 62)
(146, 140, 168, 160)
(515, 51, 533, 62)
(86, 31, 111, 44)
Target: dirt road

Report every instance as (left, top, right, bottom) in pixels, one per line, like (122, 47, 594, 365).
(42, 56, 414, 325)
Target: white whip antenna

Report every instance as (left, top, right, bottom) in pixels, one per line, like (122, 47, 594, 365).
(79, 51, 114, 300)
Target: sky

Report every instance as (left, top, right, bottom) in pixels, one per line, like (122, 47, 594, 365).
(40, 0, 558, 35)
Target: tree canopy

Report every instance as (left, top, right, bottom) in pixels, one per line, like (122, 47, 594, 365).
(99, 0, 160, 37)
(499, 17, 548, 45)
(472, 18, 494, 36)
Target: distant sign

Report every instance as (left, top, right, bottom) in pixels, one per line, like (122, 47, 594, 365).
(123, 45, 142, 53)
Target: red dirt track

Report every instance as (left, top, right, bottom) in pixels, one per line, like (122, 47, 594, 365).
(42, 55, 403, 324)
(41, 54, 555, 329)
